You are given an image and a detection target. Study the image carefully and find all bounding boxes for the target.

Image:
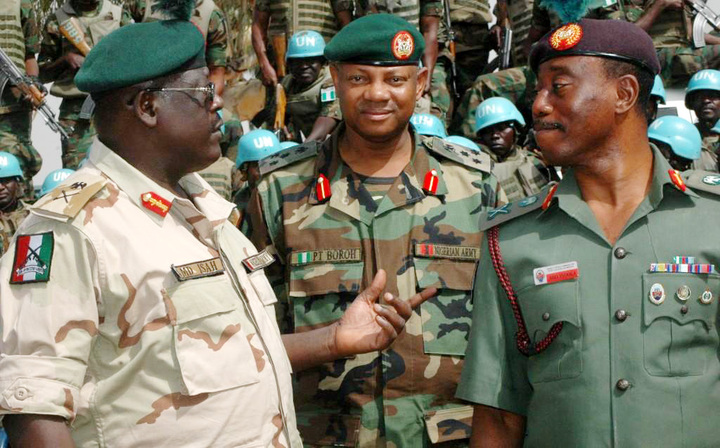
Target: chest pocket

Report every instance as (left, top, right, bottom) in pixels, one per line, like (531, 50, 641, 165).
(167, 275, 260, 395)
(288, 258, 364, 331)
(516, 279, 583, 383)
(414, 257, 476, 356)
(642, 273, 720, 377)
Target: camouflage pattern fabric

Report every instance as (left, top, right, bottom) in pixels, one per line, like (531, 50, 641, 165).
(197, 156, 235, 200)
(244, 124, 503, 447)
(58, 97, 96, 169)
(281, 66, 339, 140)
(450, 65, 535, 138)
(0, 201, 29, 256)
(0, 140, 302, 447)
(255, 0, 344, 41)
(657, 46, 720, 88)
(0, 110, 42, 201)
(488, 145, 551, 202)
(430, 60, 453, 125)
(694, 131, 720, 172)
(502, 0, 533, 67)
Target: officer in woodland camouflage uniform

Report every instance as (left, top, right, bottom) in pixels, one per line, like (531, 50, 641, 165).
(475, 97, 551, 201)
(0, 0, 41, 200)
(38, 0, 131, 169)
(685, 69, 720, 172)
(0, 152, 29, 256)
(245, 14, 502, 446)
(635, 0, 720, 87)
(0, 10, 430, 448)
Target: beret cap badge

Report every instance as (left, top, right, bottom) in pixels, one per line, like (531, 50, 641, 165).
(392, 31, 414, 61)
(549, 23, 583, 51)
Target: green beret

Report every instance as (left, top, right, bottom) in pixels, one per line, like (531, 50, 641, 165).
(76, 20, 205, 95)
(529, 18, 660, 75)
(324, 14, 425, 66)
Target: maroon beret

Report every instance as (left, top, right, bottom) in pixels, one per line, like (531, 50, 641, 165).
(529, 18, 660, 75)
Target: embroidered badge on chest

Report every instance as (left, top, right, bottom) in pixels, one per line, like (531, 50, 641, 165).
(11, 232, 54, 284)
(242, 249, 275, 273)
(171, 257, 224, 281)
(533, 261, 579, 286)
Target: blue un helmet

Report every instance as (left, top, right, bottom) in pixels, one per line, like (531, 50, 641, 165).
(685, 69, 720, 107)
(286, 30, 326, 59)
(280, 141, 299, 150)
(0, 152, 23, 180)
(40, 168, 75, 196)
(445, 135, 481, 152)
(410, 113, 448, 138)
(474, 97, 526, 134)
(648, 116, 702, 161)
(651, 75, 666, 104)
(236, 130, 283, 167)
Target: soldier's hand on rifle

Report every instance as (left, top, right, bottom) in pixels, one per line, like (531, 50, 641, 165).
(489, 24, 504, 51)
(64, 53, 85, 70)
(260, 60, 278, 86)
(30, 77, 48, 97)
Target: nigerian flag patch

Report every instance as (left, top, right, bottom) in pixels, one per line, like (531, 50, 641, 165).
(11, 232, 54, 284)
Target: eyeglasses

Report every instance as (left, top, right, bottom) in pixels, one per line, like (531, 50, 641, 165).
(143, 82, 216, 107)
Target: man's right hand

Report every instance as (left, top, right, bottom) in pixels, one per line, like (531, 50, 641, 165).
(260, 61, 278, 86)
(64, 53, 85, 70)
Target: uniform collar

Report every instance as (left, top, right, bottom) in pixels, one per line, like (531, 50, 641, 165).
(309, 123, 447, 225)
(87, 138, 235, 227)
(488, 145, 522, 163)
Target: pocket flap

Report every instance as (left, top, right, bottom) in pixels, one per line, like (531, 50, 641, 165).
(414, 257, 477, 291)
(289, 261, 364, 297)
(296, 412, 361, 446)
(424, 405, 473, 443)
(518, 280, 580, 334)
(166, 276, 238, 324)
(642, 273, 719, 328)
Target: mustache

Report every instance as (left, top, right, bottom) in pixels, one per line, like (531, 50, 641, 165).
(533, 121, 564, 132)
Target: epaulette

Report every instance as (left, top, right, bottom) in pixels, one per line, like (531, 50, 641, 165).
(259, 141, 320, 176)
(682, 170, 720, 196)
(423, 136, 492, 173)
(479, 182, 557, 231)
(30, 172, 108, 222)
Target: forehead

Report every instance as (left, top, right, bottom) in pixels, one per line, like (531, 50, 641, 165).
(537, 56, 604, 78)
(337, 63, 417, 76)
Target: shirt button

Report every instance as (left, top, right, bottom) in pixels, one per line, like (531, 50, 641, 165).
(616, 379, 631, 391)
(680, 305, 689, 315)
(615, 309, 628, 322)
(614, 247, 627, 259)
(14, 387, 28, 400)
(542, 312, 551, 321)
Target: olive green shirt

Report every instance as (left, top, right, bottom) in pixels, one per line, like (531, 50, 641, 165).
(458, 145, 720, 446)
(0, 0, 41, 113)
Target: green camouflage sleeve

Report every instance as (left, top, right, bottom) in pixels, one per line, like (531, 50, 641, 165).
(124, 0, 146, 23)
(421, 0, 443, 17)
(120, 7, 134, 26)
(206, 8, 229, 68)
(21, 0, 40, 55)
(37, 14, 62, 76)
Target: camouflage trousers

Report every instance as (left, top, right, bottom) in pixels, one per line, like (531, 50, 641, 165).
(657, 45, 720, 88)
(429, 59, 453, 126)
(59, 97, 96, 169)
(0, 109, 42, 201)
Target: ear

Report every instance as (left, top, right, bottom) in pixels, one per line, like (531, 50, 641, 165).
(134, 90, 159, 128)
(616, 74, 640, 115)
(415, 66, 428, 100)
(329, 64, 340, 89)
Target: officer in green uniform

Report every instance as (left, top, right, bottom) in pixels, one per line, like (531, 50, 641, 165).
(0, 152, 29, 256)
(475, 97, 552, 201)
(649, 115, 702, 171)
(244, 14, 502, 447)
(38, 0, 132, 169)
(685, 69, 720, 172)
(457, 17, 720, 446)
(0, 0, 41, 201)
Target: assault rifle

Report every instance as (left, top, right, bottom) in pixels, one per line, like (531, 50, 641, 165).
(482, 24, 513, 75)
(443, 0, 459, 99)
(0, 48, 68, 140)
(690, 0, 720, 48)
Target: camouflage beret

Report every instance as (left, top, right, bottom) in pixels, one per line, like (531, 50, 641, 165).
(529, 18, 660, 75)
(324, 14, 425, 66)
(76, 20, 205, 95)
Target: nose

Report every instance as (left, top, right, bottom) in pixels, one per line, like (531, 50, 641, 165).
(365, 78, 391, 103)
(211, 91, 224, 112)
(532, 89, 552, 120)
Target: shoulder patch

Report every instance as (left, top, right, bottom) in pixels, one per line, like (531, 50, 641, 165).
(683, 170, 720, 195)
(259, 141, 320, 176)
(31, 172, 107, 222)
(480, 183, 557, 231)
(320, 85, 336, 103)
(424, 136, 492, 173)
(10, 232, 54, 284)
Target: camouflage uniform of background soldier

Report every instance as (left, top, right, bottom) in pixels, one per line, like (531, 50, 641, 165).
(244, 14, 504, 447)
(38, 0, 132, 169)
(494, 0, 534, 67)
(0, 153, 30, 256)
(0, 0, 41, 201)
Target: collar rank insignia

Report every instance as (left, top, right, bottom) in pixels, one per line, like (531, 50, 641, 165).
(541, 184, 559, 210)
(423, 169, 439, 195)
(316, 174, 331, 202)
(242, 249, 275, 273)
(141, 192, 172, 217)
(11, 232, 54, 284)
(172, 257, 224, 281)
(549, 23, 583, 51)
(392, 30, 414, 60)
(669, 169, 686, 192)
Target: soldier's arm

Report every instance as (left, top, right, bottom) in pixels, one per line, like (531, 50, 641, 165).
(4, 415, 75, 448)
(634, 0, 684, 32)
(469, 405, 526, 448)
(21, 0, 40, 77)
(37, 15, 66, 83)
(207, 8, 229, 96)
(306, 116, 339, 141)
(420, 1, 441, 94)
(251, 3, 278, 86)
(525, 1, 550, 55)
(332, 0, 353, 27)
(124, 0, 145, 23)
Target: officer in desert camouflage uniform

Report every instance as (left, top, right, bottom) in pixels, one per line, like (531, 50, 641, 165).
(0, 0, 41, 201)
(245, 14, 502, 447)
(0, 10, 432, 448)
(685, 69, 720, 172)
(38, 0, 132, 169)
(0, 152, 29, 256)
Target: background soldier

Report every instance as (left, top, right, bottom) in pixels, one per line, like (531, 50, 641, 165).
(233, 129, 284, 222)
(649, 115, 702, 171)
(685, 69, 720, 171)
(0, 0, 42, 201)
(494, 0, 534, 67)
(38, 0, 132, 169)
(647, 74, 667, 121)
(245, 14, 502, 446)
(39, 167, 75, 196)
(0, 152, 29, 256)
(475, 97, 552, 201)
